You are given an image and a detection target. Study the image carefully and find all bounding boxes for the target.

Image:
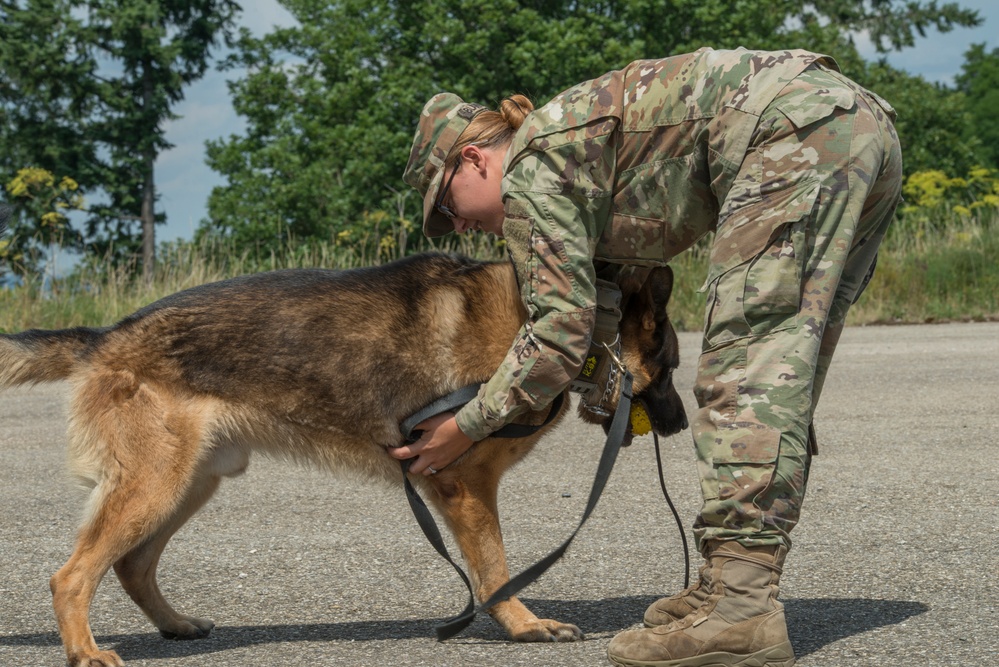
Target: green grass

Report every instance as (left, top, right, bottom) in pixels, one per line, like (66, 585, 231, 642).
(845, 208, 999, 325)
(0, 231, 505, 332)
(1, 210, 996, 334)
(667, 209, 999, 330)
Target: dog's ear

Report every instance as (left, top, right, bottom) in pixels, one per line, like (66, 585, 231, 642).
(640, 266, 673, 331)
(616, 266, 650, 300)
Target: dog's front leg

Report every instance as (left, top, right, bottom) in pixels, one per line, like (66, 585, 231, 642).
(426, 466, 583, 642)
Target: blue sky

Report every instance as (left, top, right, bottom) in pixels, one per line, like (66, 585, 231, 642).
(154, 0, 998, 243)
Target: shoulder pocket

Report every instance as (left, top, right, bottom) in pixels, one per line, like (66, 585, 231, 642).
(502, 209, 536, 310)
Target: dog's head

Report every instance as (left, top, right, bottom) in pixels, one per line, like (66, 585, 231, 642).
(577, 265, 688, 444)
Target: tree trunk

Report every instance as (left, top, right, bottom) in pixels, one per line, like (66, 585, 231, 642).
(141, 160, 155, 284)
(141, 59, 155, 284)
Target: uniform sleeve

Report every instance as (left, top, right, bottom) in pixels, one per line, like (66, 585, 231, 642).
(454, 152, 611, 441)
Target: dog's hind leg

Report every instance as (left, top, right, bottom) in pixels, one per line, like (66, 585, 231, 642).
(112, 472, 221, 641)
(52, 474, 207, 667)
(426, 460, 583, 642)
(51, 377, 215, 667)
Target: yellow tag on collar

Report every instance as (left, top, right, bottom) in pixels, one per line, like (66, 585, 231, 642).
(629, 403, 652, 436)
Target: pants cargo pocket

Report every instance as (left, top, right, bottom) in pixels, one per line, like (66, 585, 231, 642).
(743, 219, 808, 337)
(709, 425, 781, 506)
(703, 208, 812, 349)
(693, 340, 782, 533)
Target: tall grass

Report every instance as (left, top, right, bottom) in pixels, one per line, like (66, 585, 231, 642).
(670, 207, 999, 330)
(847, 207, 999, 324)
(668, 206, 999, 330)
(1, 208, 996, 333)
(0, 231, 504, 332)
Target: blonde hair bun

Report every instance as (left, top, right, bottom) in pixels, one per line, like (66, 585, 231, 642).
(499, 95, 534, 131)
(445, 93, 535, 165)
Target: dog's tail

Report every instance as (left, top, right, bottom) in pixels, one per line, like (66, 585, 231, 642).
(1, 207, 104, 386)
(0, 327, 103, 387)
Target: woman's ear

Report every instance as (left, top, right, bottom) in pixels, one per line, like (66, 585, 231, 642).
(460, 145, 487, 175)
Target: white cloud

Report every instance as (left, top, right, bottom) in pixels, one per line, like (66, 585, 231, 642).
(239, 0, 298, 38)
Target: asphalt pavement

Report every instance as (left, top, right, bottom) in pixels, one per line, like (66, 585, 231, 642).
(1, 322, 996, 666)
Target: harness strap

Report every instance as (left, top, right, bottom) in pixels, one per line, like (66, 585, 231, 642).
(400, 384, 565, 444)
(399, 384, 481, 442)
(396, 373, 633, 641)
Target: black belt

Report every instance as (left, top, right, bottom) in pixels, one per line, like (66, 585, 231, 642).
(397, 373, 633, 640)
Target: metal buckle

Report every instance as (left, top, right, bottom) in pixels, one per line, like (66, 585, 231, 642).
(576, 336, 626, 418)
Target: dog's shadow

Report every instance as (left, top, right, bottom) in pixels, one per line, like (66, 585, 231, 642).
(0, 596, 927, 661)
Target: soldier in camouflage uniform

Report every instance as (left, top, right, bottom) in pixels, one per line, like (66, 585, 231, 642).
(395, 48, 902, 667)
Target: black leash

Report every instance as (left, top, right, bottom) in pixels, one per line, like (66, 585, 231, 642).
(397, 463, 477, 632)
(397, 374, 633, 640)
(652, 431, 690, 589)
(396, 384, 567, 638)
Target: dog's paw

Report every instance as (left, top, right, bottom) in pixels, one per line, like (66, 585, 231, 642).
(68, 648, 125, 667)
(158, 615, 215, 640)
(512, 618, 584, 642)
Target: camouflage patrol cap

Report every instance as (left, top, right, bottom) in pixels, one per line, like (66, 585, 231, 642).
(403, 93, 486, 237)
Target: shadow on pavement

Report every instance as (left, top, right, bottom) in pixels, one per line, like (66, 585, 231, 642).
(0, 596, 927, 661)
(784, 597, 929, 657)
(522, 594, 929, 655)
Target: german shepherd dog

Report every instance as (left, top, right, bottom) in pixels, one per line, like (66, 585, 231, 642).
(0, 252, 687, 667)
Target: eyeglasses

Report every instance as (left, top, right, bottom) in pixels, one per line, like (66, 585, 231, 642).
(434, 156, 461, 220)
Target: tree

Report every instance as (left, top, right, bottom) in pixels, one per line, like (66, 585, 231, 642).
(204, 0, 653, 251)
(203, 0, 981, 253)
(2, 167, 85, 278)
(955, 43, 999, 171)
(0, 0, 103, 272)
(0, 0, 240, 281)
(856, 61, 987, 177)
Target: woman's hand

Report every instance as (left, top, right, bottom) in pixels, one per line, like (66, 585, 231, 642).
(389, 412, 475, 475)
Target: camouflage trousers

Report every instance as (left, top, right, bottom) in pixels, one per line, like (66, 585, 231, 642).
(691, 66, 903, 552)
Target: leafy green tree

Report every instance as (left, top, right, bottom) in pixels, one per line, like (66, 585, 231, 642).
(2, 167, 85, 278)
(855, 61, 987, 177)
(0, 0, 102, 272)
(955, 43, 999, 171)
(0, 0, 240, 280)
(203, 0, 981, 253)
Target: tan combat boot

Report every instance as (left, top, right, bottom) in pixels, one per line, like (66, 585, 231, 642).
(608, 541, 794, 667)
(643, 560, 712, 627)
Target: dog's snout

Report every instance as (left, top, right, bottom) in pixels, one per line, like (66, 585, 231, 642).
(663, 409, 688, 436)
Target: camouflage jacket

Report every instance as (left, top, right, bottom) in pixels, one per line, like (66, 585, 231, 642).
(454, 48, 838, 441)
